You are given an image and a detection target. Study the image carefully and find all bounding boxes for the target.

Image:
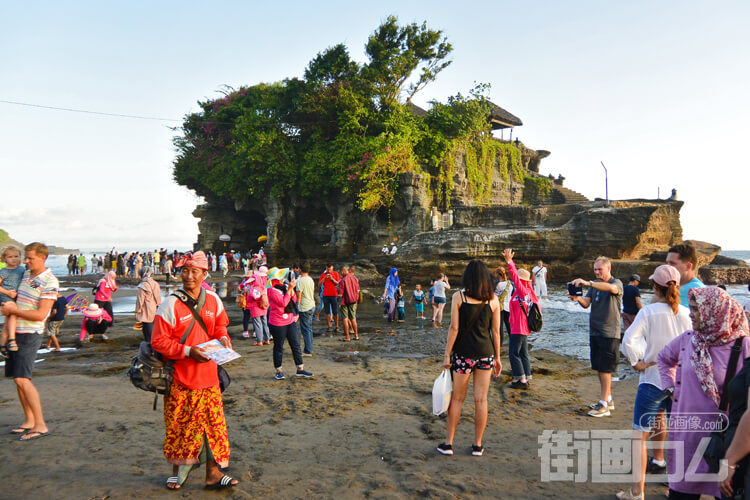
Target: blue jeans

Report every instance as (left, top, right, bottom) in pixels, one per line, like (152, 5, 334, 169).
(252, 315, 270, 342)
(633, 383, 672, 432)
(298, 309, 314, 354)
(509, 334, 532, 380)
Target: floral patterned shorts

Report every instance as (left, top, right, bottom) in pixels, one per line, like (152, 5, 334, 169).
(451, 353, 494, 374)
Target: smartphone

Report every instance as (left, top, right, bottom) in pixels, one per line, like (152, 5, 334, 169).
(568, 283, 583, 296)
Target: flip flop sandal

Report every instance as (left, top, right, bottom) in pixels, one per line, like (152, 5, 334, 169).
(9, 427, 31, 434)
(0, 345, 8, 358)
(19, 431, 50, 441)
(7, 340, 18, 352)
(205, 475, 238, 490)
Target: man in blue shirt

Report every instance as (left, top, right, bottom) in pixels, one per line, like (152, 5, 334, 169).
(666, 243, 705, 307)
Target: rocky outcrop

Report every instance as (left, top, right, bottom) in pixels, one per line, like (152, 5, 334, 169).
(190, 140, 747, 283)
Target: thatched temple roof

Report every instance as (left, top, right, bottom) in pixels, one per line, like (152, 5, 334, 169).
(487, 100, 523, 129)
(407, 100, 522, 130)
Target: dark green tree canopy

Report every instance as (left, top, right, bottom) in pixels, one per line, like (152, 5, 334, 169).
(173, 17, 529, 211)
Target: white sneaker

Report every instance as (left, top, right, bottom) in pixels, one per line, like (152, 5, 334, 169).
(587, 402, 611, 417)
(615, 489, 643, 500)
(242, 331, 250, 339)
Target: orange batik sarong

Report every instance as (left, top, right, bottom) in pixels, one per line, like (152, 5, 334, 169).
(163, 382, 230, 467)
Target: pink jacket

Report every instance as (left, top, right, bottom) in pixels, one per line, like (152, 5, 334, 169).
(507, 261, 539, 336)
(267, 286, 297, 326)
(80, 310, 113, 337)
(241, 274, 268, 318)
(95, 279, 117, 302)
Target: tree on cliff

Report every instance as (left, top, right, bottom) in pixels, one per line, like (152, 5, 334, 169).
(172, 17, 524, 212)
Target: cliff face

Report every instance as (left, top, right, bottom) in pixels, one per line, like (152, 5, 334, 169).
(191, 145, 748, 283)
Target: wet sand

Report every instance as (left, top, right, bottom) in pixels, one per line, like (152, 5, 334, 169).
(0, 281, 680, 499)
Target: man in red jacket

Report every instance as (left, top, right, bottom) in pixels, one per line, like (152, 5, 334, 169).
(151, 251, 238, 491)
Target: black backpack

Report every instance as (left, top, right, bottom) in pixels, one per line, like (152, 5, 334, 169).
(520, 300, 543, 332)
(128, 289, 212, 410)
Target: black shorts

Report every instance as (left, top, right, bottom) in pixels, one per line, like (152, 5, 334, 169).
(322, 296, 338, 315)
(4, 333, 43, 379)
(590, 336, 620, 373)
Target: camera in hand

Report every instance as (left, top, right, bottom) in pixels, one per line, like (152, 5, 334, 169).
(568, 283, 583, 296)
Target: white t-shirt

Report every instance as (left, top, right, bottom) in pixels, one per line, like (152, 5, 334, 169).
(390, 245, 398, 255)
(494, 280, 512, 312)
(433, 280, 447, 298)
(621, 302, 692, 389)
(532, 266, 547, 284)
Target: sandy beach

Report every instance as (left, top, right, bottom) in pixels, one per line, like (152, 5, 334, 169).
(0, 278, 684, 500)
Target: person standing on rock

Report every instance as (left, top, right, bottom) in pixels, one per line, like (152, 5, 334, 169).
(531, 260, 548, 300)
(621, 274, 642, 333)
(437, 259, 502, 457)
(666, 243, 705, 307)
(319, 264, 341, 333)
(136, 266, 162, 342)
(502, 249, 538, 389)
(569, 256, 623, 417)
(339, 265, 360, 341)
(432, 273, 450, 326)
(296, 262, 316, 354)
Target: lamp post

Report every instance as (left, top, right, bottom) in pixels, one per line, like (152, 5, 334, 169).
(600, 161, 609, 205)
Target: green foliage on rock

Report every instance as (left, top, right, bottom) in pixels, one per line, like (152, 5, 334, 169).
(172, 17, 529, 212)
(522, 176, 553, 205)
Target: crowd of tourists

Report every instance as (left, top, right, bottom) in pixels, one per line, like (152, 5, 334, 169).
(2, 240, 750, 496)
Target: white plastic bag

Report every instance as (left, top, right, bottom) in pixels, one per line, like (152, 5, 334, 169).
(432, 369, 453, 416)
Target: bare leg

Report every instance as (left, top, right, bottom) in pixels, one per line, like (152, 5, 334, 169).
(444, 372, 471, 445)
(15, 378, 47, 438)
(4, 315, 17, 349)
(351, 319, 358, 339)
(15, 382, 34, 429)
(342, 318, 351, 340)
(598, 372, 612, 403)
(651, 409, 667, 462)
(629, 430, 649, 496)
(205, 458, 238, 486)
(49, 335, 60, 351)
(472, 369, 492, 447)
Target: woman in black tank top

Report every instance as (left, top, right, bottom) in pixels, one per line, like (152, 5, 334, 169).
(437, 260, 502, 457)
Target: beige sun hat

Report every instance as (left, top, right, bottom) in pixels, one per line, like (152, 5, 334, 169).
(517, 269, 532, 281)
(82, 304, 103, 319)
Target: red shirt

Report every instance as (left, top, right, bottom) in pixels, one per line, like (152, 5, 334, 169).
(151, 290, 230, 389)
(319, 271, 340, 297)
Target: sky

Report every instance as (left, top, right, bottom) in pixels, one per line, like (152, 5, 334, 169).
(1, 0, 748, 251)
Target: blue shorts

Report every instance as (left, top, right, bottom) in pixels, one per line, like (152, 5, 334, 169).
(434, 296, 446, 305)
(415, 303, 424, 313)
(322, 296, 338, 315)
(633, 383, 672, 432)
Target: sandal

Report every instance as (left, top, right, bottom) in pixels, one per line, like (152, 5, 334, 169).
(205, 475, 238, 490)
(165, 477, 181, 490)
(7, 339, 18, 352)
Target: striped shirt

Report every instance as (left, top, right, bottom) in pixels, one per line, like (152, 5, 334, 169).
(16, 268, 59, 334)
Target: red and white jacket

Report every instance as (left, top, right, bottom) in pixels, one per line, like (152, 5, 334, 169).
(151, 290, 229, 390)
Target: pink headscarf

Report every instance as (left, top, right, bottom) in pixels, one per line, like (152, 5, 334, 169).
(105, 271, 117, 291)
(689, 287, 750, 407)
(175, 251, 209, 270)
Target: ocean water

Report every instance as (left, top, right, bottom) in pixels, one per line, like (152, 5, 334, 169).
(18, 252, 750, 361)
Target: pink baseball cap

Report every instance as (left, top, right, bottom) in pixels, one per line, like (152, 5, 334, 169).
(649, 264, 681, 287)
